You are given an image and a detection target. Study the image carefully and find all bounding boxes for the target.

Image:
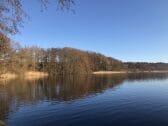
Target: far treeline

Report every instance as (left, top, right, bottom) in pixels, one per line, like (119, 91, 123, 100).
(1, 33, 168, 75)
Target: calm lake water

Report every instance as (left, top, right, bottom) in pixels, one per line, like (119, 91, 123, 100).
(1, 73, 168, 126)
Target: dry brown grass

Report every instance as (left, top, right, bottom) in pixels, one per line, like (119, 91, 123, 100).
(24, 71, 48, 80)
(0, 73, 17, 81)
(93, 71, 128, 74)
(0, 71, 48, 82)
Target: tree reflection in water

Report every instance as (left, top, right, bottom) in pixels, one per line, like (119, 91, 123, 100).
(0, 73, 168, 120)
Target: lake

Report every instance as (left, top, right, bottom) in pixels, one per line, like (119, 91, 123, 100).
(1, 73, 168, 126)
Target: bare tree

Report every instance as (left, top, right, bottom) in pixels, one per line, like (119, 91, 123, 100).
(0, 0, 75, 35)
(0, 33, 11, 74)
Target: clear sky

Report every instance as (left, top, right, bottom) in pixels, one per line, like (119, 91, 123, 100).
(12, 0, 168, 62)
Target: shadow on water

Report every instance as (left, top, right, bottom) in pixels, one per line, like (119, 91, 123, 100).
(0, 73, 168, 121)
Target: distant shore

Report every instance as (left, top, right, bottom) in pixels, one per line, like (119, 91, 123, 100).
(93, 71, 168, 74)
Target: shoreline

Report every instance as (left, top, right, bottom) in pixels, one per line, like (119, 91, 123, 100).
(1, 70, 168, 81)
(92, 71, 168, 75)
(23, 71, 48, 80)
(0, 71, 48, 82)
(0, 73, 18, 81)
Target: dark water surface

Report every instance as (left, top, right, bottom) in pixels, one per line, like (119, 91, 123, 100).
(1, 73, 168, 126)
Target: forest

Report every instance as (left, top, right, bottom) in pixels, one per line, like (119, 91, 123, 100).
(1, 33, 168, 76)
(1, 0, 168, 76)
(0, 33, 124, 75)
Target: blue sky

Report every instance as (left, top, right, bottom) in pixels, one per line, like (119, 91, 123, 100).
(12, 0, 168, 62)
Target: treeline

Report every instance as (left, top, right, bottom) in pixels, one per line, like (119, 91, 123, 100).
(0, 33, 124, 75)
(125, 62, 168, 72)
(44, 48, 124, 75)
(1, 33, 168, 75)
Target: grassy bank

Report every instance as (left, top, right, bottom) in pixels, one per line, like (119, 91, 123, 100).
(0, 71, 48, 81)
(0, 73, 17, 81)
(1, 70, 168, 81)
(24, 71, 48, 80)
(93, 71, 128, 74)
